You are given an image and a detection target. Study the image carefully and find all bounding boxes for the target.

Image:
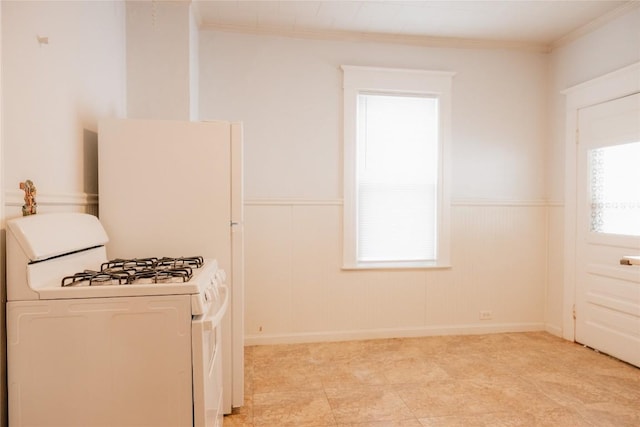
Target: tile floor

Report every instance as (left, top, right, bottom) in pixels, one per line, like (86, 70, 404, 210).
(223, 332, 639, 426)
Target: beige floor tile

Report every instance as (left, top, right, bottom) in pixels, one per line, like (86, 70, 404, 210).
(529, 371, 621, 406)
(252, 362, 324, 393)
(225, 333, 640, 427)
(223, 415, 254, 427)
(579, 400, 640, 427)
(436, 332, 520, 355)
(308, 340, 373, 363)
(250, 343, 326, 393)
(382, 357, 449, 384)
(222, 419, 254, 427)
(431, 352, 510, 380)
(325, 385, 411, 424)
(252, 389, 336, 427)
(395, 379, 505, 418)
(317, 358, 388, 388)
(418, 413, 503, 427)
(337, 418, 423, 427)
(418, 407, 594, 427)
(488, 349, 565, 377)
(398, 335, 458, 357)
(527, 407, 595, 427)
(468, 374, 560, 413)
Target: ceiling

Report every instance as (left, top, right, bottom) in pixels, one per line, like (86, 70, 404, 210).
(193, 0, 635, 50)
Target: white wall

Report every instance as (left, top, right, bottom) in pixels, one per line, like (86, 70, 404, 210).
(126, 0, 193, 120)
(189, 3, 200, 121)
(545, 6, 640, 336)
(1, 3, 125, 417)
(201, 33, 548, 202)
(2, 0, 126, 217)
(200, 31, 549, 343)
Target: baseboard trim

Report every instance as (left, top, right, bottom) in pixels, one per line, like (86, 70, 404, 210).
(244, 322, 546, 346)
(544, 324, 564, 339)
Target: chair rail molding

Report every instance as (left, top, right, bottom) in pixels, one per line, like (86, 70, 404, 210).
(5, 190, 99, 216)
(244, 198, 558, 207)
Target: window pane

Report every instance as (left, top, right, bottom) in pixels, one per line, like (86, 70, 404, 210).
(589, 141, 640, 236)
(357, 93, 439, 261)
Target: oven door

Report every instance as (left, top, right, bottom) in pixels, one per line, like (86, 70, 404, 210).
(192, 284, 229, 427)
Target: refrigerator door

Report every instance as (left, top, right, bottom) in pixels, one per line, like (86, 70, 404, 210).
(98, 119, 231, 268)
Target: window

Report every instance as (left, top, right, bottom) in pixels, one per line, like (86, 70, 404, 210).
(589, 141, 640, 236)
(342, 66, 454, 269)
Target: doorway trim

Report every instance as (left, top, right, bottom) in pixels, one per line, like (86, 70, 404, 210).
(561, 61, 640, 341)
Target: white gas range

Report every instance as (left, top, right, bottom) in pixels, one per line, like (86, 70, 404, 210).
(6, 212, 228, 427)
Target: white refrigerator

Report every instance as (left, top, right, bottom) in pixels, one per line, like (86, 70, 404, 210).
(98, 118, 244, 413)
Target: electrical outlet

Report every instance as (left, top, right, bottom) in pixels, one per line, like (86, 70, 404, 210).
(479, 310, 493, 320)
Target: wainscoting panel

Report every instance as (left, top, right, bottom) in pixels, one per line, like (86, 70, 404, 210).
(244, 204, 294, 335)
(545, 204, 565, 336)
(244, 200, 548, 345)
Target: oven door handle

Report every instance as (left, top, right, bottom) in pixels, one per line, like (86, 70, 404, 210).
(203, 284, 229, 332)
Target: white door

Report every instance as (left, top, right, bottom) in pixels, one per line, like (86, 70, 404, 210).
(575, 93, 640, 367)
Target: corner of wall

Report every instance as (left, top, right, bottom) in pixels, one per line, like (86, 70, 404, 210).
(0, 1, 8, 423)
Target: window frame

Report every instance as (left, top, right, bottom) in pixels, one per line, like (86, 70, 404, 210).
(342, 65, 455, 269)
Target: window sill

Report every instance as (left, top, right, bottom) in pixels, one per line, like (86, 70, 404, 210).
(342, 261, 452, 271)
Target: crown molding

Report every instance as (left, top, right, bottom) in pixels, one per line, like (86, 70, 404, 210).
(198, 1, 639, 54)
(200, 22, 550, 53)
(550, 1, 640, 51)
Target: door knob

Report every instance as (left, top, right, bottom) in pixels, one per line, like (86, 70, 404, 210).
(620, 256, 640, 266)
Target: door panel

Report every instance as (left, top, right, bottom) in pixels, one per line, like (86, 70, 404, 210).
(576, 93, 640, 367)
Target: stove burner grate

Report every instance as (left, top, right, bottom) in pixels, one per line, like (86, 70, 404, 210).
(101, 256, 204, 271)
(157, 256, 204, 269)
(100, 257, 158, 271)
(131, 267, 193, 283)
(62, 270, 131, 287)
(61, 256, 204, 287)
